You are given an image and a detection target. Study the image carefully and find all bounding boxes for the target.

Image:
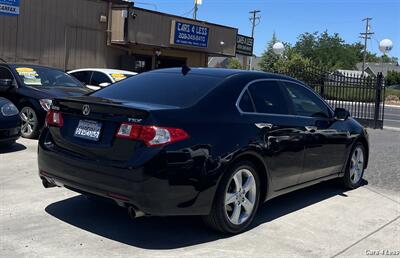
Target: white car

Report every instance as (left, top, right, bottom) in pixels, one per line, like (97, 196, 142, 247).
(68, 68, 137, 90)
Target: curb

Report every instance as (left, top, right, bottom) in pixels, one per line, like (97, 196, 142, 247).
(383, 126, 400, 132)
(385, 104, 400, 108)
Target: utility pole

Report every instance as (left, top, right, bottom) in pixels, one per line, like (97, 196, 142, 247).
(360, 17, 374, 76)
(249, 10, 261, 70)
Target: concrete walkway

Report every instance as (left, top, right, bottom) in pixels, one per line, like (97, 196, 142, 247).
(1, 137, 399, 258)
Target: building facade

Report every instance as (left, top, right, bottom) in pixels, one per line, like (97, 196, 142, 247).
(0, 0, 238, 72)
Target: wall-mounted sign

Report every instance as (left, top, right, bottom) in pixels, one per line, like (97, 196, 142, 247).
(0, 0, 19, 16)
(171, 20, 209, 48)
(236, 34, 254, 56)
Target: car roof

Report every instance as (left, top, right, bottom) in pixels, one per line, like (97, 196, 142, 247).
(1, 63, 64, 71)
(151, 67, 300, 82)
(68, 68, 138, 75)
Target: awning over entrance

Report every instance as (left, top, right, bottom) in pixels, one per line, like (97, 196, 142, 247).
(111, 7, 238, 57)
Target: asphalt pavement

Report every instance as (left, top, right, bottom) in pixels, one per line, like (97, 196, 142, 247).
(384, 104, 400, 130)
(0, 131, 399, 258)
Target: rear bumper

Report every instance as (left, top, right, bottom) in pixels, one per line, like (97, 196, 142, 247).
(0, 126, 21, 143)
(38, 131, 219, 216)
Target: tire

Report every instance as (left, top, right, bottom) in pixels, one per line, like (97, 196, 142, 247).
(202, 161, 261, 234)
(343, 142, 366, 189)
(20, 106, 40, 139)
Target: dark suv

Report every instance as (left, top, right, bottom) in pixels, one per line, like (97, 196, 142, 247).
(0, 64, 91, 138)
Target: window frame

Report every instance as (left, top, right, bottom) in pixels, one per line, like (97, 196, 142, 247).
(236, 78, 333, 118)
(238, 89, 256, 113)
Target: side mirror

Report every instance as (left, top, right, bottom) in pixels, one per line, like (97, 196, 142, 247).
(0, 79, 13, 87)
(334, 108, 350, 120)
(99, 82, 111, 87)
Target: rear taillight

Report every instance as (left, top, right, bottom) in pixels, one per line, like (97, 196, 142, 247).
(116, 123, 189, 147)
(46, 110, 64, 127)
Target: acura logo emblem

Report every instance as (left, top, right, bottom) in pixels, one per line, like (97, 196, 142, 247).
(82, 104, 90, 116)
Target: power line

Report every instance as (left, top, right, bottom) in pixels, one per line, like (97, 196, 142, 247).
(359, 17, 374, 75)
(181, 7, 195, 17)
(249, 10, 261, 70)
(134, 2, 158, 10)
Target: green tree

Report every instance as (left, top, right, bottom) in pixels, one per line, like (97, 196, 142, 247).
(227, 58, 242, 69)
(260, 30, 398, 72)
(273, 52, 312, 72)
(294, 32, 318, 61)
(386, 71, 400, 86)
(366, 54, 399, 64)
(293, 31, 364, 70)
(259, 32, 280, 71)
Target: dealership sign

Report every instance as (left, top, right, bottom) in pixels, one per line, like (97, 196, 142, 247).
(236, 34, 254, 56)
(0, 0, 19, 16)
(171, 20, 209, 48)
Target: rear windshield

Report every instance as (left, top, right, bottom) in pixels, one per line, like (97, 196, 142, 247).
(91, 72, 222, 107)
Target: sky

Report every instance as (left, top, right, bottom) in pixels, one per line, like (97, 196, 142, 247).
(132, 0, 400, 58)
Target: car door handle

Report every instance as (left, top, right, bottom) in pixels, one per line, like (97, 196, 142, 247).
(255, 123, 273, 129)
(305, 126, 318, 133)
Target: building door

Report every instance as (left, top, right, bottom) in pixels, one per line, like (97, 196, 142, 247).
(121, 55, 152, 73)
(156, 56, 186, 69)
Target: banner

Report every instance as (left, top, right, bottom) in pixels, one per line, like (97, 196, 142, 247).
(0, 0, 19, 16)
(236, 34, 254, 56)
(171, 20, 209, 48)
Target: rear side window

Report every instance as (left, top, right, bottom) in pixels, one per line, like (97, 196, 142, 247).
(70, 71, 92, 85)
(91, 72, 222, 107)
(248, 81, 290, 114)
(238, 90, 255, 112)
(91, 72, 112, 86)
(283, 82, 330, 118)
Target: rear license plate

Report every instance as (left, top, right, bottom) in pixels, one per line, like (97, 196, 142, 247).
(74, 120, 102, 141)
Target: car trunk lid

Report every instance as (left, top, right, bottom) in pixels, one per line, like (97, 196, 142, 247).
(48, 96, 175, 162)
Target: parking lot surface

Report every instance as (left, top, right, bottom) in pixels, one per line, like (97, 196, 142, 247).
(1, 129, 399, 258)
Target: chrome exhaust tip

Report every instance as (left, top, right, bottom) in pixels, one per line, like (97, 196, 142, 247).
(42, 178, 56, 188)
(127, 205, 145, 219)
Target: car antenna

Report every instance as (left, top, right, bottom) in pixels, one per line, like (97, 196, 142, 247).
(181, 65, 191, 76)
(0, 58, 7, 63)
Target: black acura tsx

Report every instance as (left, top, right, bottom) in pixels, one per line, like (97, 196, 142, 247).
(38, 68, 369, 234)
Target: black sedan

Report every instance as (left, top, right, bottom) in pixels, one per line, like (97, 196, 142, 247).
(0, 97, 21, 147)
(38, 68, 369, 234)
(0, 64, 91, 139)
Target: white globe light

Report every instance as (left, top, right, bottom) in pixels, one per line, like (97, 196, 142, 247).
(379, 39, 393, 54)
(273, 42, 285, 55)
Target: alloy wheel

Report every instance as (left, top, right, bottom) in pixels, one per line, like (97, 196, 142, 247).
(224, 168, 257, 225)
(20, 107, 38, 138)
(349, 146, 364, 184)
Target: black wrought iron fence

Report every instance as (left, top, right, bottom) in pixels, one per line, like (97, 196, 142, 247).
(269, 65, 385, 129)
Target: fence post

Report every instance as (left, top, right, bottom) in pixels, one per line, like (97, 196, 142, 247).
(373, 72, 383, 129)
(320, 73, 325, 98)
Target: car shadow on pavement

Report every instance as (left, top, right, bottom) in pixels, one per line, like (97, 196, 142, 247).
(0, 143, 26, 154)
(45, 179, 367, 250)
